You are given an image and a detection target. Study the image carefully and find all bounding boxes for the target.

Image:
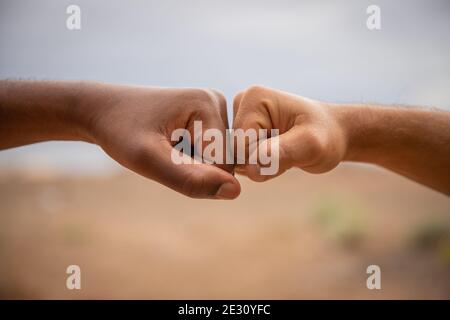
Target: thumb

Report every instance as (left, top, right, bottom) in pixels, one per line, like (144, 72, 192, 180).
(240, 127, 318, 182)
(277, 127, 332, 173)
(142, 138, 241, 199)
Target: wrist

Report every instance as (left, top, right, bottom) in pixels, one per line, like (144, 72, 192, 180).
(329, 102, 381, 164)
(71, 81, 115, 144)
(330, 103, 410, 166)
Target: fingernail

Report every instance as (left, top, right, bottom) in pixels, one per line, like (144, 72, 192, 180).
(215, 182, 237, 200)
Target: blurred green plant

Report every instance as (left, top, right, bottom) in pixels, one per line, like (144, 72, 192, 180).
(411, 218, 450, 266)
(311, 196, 367, 250)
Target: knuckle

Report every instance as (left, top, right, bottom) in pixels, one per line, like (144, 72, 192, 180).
(240, 85, 275, 116)
(302, 130, 329, 165)
(244, 85, 268, 98)
(187, 88, 224, 117)
(209, 88, 226, 104)
(233, 91, 244, 109)
(183, 88, 215, 107)
(209, 88, 228, 118)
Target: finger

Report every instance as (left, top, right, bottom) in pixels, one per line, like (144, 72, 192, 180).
(232, 91, 272, 168)
(181, 89, 234, 174)
(240, 126, 328, 181)
(237, 134, 285, 182)
(137, 136, 241, 199)
(235, 128, 300, 182)
(210, 89, 229, 129)
(232, 90, 244, 123)
(195, 91, 235, 173)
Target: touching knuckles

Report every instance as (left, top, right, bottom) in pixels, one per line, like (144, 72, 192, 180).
(98, 84, 345, 199)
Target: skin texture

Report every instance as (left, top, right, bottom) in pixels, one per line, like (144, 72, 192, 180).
(233, 85, 450, 196)
(1, 81, 449, 198)
(0, 80, 240, 199)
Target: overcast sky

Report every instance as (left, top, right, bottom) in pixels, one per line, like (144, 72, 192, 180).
(1, 0, 449, 174)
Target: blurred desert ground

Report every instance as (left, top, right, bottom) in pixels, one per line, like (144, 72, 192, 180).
(0, 163, 449, 299)
(1, 0, 450, 300)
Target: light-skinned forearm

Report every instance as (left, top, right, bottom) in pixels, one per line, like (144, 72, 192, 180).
(334, 103, 450, 195)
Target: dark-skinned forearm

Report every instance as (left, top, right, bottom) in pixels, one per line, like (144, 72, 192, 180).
(0, 80, 94, 150)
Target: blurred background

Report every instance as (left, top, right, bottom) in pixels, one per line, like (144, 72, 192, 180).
(0, 0, 449, 299)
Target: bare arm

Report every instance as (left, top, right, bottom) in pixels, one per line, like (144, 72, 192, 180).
(0, 80, 91, 148)
(0, 80, 240, 199)
(337, 104, 450, 195)
(233, 85, 450, 195)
